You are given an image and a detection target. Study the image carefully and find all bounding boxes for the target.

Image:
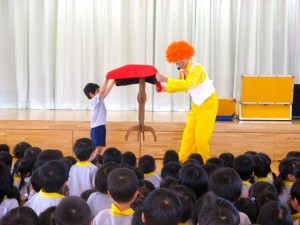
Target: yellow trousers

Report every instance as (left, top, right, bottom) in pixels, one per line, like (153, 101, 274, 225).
(179, 92, 218, 163)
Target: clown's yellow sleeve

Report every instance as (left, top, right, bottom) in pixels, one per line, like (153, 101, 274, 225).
(165, 64, 206, 93)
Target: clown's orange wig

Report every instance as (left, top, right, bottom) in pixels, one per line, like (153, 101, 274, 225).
(165, 40, 195, 63)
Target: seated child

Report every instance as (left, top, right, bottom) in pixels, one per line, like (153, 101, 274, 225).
(163, 150, 179, 166)
(0, 151, 13, 169)
(122, 151, 137, 167)
(93, 168, 139, 225)
(68, 138, 98, 196)
(87, 162, 119, 217)
(219, 152, 235, 168)
(233, 154, 255, 197)
(141, 188, 182, 225)
(0, 206, 40, 225)
(25, 160, 69, 215)
(253, 155, 273, 183)
(138, 155, 161, 188)
(290, 179, 300, 224)
(102, 147, 122, 164)
(55, 196, 92, 225)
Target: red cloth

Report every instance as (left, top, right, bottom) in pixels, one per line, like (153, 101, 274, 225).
(106, 64, 157, 79)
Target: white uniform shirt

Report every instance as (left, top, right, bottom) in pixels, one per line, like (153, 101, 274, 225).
(90, 94, 107, 128)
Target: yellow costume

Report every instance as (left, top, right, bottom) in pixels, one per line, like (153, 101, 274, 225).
(165, 60, 218, 163)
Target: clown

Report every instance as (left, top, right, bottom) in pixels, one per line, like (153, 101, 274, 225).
(156, 40, 218, 163)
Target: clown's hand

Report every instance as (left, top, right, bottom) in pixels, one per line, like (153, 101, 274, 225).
(156, 73, 168, 83)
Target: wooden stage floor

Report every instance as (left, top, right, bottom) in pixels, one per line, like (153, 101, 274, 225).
(1, 109, 300, 165)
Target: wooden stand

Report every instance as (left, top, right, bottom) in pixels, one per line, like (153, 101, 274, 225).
(125, 78, 157, 142)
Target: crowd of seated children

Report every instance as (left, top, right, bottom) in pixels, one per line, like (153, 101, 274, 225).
(2, 139, 300, 225)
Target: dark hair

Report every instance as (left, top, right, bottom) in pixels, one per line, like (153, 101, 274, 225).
(30, 168, 41, 193)
(107, 168, 138, 203)
(0, 151, 13, 168)
(219, 153, 235, 168)
(249, 181, 278, 200)
(197, 193, 240, 225)
(256, 152, 275, 180)
(0, 162, 15, 203)
(206, 157, 224, 169)
(179, 162, 208, 198)
(138, 155, 156, 174)
(13, 142, 32, 159)
(0, 144, 10, 152)
(83, 83, 100, 99)
(286, 151, 300, 158)
(39, 206, 56, 225)
(35, 149, 62, 168)
(94, 162, 119, 194)
(65, 156, 77, 165)
(244, 150, 257, 158)
(12, 158, 34, 192)
(202, 162, 218, 177)
(161, 162, 181, 179)
(24, 147, 42, 161)
(233, 155, 255, 181)
(102, 147, 122, 164)
(38, 160, 69, 193)
(256, 201, 293, 225)
(80, 189, 97, 202)
(253, 155, 269, 178)
(274, 157, 300, 194)
(208, 167, 242, 202)
(55, 196, 92, 225)
(131, 180, 155, 210)
(170, 185, 197, 223)
(163, 150, 179, 165)
(234, 197, 259, 223)
(187, 153, 204, 165)
(91, 154, 102, 167)
(132, 207, 144, 225)
(122, 151, 137, 167)
(143, 188, 182, 225)
(160, 176, 179, 188)
(0, 206, 40, 225)
(291, 179, 300, 208)
(73, 138, 95, 161)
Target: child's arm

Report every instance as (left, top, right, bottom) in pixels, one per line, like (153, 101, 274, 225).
(101, 79, 115, 98)
(100, 79, 109, 96)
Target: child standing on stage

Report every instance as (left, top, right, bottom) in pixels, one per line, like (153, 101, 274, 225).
(83, 79, 115, 154)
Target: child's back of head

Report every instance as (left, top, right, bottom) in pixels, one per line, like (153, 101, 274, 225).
(13, 142, 32, 159)
(233, 155, 255, 181)
(55, 196, 92, 225)
(95, 161, 119, 194)
(103, 147, 122, 164)
(0, 144, 10, 153)
(253, 155, 269, 178)
(24, 147, 42, 162)
(0, 151, 13, 168)
(138, 155, 156, 174)
(161, 162, 181, 179)
(122, 151, 137, 167)
(163, 150, 179, 166)
(208, 167, 242, 202)
(219, 152, 235, 168)
(0, 206, 40, 225)
(142, 188, 182, 225)
(187, 153, 204, 165)
(39, 160, 69, 193)
(35, 149, 63, 168)
(73, 138, 96, 162)
(107, 168, 138, 204)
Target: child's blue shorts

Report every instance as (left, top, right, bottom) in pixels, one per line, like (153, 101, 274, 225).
(91, 125, 106, 147)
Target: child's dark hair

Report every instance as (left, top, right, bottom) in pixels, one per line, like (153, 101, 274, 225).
(233, 155, 255, 181)
(202, 162, 218, 177)
(178, 162, 208, 198)
(0, 206, 40, 225)
(256, 201, 293, 225)
(244, 150, 257, 158)
(0, 162, 15, 203)
(0, 144, 10, 152)
(39, 206, 56, 225)
(107, 168, 138, 203)
(197, 194, 240, 225)
(187, 153, 204, 165)
(248, 181, 278, 200)
(30, 168, 42, 193)
(253, 155, 269, 178)
(0, 151, 13, 168)
(208, 167, 242, 202)
(131, 180, 155, 210)
(160, 176, 179, 188)
(122, 151, 137, 167)
(142, 188, 182, 225)
(13, 142, 32, 159)
(274, 157, 300, 194)
(234, 197, 259, 223)
(94, 161, 119, 194)
(35, 149, 63, 168)
(24, 147, 42, 161)
(83, 83, 100, 99)
(80, 189, 97, 202)
(161, 162, 181, 179)
(91, 154, 102, 167)
(12, 157, 35, 191)
(38, 160, 69, 193)
(55, 196, 92, 225)
(102, 147, 122, 164)
(73, 138, 95, 161)
(219, 152, 235, 168)
(170, 185, 197, 223)
(291, 179, 300, 204)
(286, 150, 300, 158)
(138, 155, 156, 174)
(163, 150, 179, 165)
(206, 157, 224, 169)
